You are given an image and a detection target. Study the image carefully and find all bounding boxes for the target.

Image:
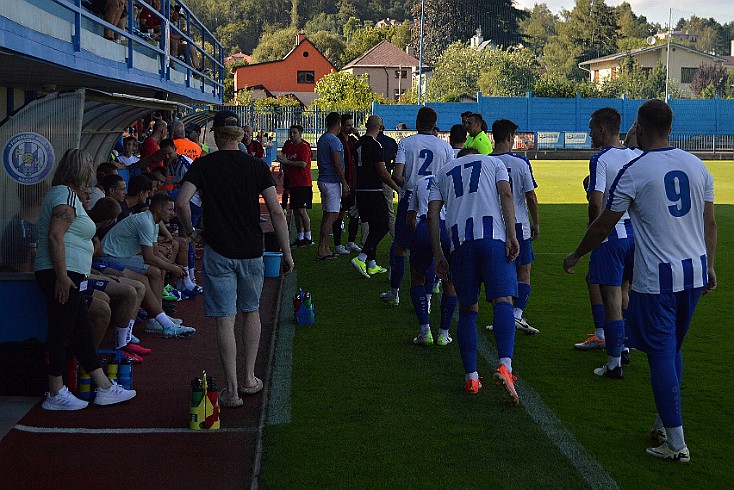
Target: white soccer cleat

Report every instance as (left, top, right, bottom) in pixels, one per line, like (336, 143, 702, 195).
(646, 442, 690, 463)
(515, 317, 539, 334)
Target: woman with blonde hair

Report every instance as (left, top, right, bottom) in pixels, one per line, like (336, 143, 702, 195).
(35, 149, 136, 410)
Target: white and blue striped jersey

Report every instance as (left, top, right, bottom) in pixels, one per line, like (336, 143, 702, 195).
(429, 154, 510, 253)
(608, 147, 714, 294)
(588, 146, 639, 241)
(408, 175, 445, 223)
(493, 152, 537, 241)
(395, 133, 454, 201)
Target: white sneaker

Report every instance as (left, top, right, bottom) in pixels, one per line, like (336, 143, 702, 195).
(144, 318, 164, 334)
(346, 242, 362, 252)
(379, 290, 399, 305)
(334, 245, 349, 254)
(42, 386, 88, 411)
(515, 317, 539, 334)
(651, 426, 667, 444)
(93, 380, 137, 406)
(646, 442, 690, 463)
(437, 331, 452, 346)
(413, 330, 434, 346)
(163, 324, 196, 338)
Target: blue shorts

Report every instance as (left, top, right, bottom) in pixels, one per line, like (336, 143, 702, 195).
(95, 255, 149, 274)
(450, 238, 518, 305)
(202, 244, 264, 317)
(626, 288, 702, 355)
(394, 191, 414, 248)
(409, 219, 450, 277)
(589, 237, 634, 286)
(92, 259, 126, 273)
(514, 224, 535, 267)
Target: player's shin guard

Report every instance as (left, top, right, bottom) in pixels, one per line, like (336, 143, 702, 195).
(515, 282, 531, 311)
(457, 310, 479, 373)
(410, 285, 430, 325)
(648, 353, 683, 428)
(603, 320, 625, 357)
(389, 243, 405, 289)
(492, 301, 516, 360)
(440, 294, 458, 332)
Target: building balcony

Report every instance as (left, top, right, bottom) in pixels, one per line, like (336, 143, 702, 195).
(0, 0, 224, 104)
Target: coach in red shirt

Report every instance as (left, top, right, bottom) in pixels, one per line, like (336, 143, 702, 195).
(277, 124, 313, 247)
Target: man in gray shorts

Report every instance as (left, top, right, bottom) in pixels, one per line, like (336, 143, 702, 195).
(176, 110, 294, 408)
(315, 111, 348, 260)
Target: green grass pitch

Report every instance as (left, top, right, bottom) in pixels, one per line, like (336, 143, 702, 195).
(262, 160, 733, 487)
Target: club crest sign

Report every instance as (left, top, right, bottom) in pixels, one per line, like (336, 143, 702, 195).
(3, 132, 56, 185)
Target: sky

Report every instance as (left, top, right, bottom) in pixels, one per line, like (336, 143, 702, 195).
(513, 1, 734, 28)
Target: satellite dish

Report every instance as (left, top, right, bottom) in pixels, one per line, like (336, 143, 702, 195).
(646, 36, 656, 45)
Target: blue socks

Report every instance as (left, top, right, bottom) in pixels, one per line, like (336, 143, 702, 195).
(410, 285, 429, 325)
(603, 320, 625, 357)
(648, 352, 684, 428)
(515, 282, 531, 311)
(457, 310, 479, 373)
(592, 304, 606, 337)
(440, 294, 457, 332)
(389, 243, 405, 289)
(492, 301, 516, 360)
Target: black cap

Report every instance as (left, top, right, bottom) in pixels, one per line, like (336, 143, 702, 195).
(212, 110, 240, 128)
(185, 123, 201, 133)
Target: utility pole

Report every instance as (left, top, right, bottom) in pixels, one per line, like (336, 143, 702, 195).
(665, 8, 672, 102)
(418, 0, 425, 105)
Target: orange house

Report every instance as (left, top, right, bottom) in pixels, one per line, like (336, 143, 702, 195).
(233, 34, 335, 106)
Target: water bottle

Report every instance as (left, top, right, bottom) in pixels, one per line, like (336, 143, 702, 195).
(106, 356, 118, 384)
(78, 367, 93, 401)
(293, 294, 301, 317)
(118, 358, 132, 390)
(189, 377, 204, 430)
(303, 292, 312, 308)
(65, 357, 78, 395)
(204, 376, 220, 430)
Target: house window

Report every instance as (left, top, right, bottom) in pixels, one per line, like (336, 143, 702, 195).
(297, 71, 315, 84)
(681, 67, 698, 84)
(394, 69, 407, 79)
(393, 88, 406, 101)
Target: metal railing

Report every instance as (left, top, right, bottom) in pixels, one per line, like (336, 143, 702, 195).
(54, 0, 224, 100)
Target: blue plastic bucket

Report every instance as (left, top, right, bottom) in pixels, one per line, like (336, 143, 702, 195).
(262, 251, 283, 278)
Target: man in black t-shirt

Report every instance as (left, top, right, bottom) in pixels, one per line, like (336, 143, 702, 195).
(376, 126, 398, 239)
(350, 115, 400, 279)
(176, 110, 294, 408)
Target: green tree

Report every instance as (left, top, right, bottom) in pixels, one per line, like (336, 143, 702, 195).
(251, 26, 299, 63)
(412, 0, 527, 64)
(543, 0, 619, 81)
(478, 46, 538, 96)
(690, 63, 730, 98)
(339, 23, 412, 67)
(314, 71, 383, 110)
(519, 4, 557, 57)
(309, 30, 346, 68)
(304, 13, 340, 35)
(614, 2, 651, 41)
(532, 73, 600, 98)
(425, 41, 490, 101)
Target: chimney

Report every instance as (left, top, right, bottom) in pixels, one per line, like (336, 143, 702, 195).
(406, 45, 415, 57)
(296, 33, 305, 46)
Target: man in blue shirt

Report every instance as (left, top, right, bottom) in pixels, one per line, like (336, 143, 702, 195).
(316, 112, 348, 260)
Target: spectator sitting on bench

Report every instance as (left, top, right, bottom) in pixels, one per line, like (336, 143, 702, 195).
(98, 193, 196, 338)
(88, 161, 119, 210)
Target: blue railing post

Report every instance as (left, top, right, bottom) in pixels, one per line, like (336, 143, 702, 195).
(126, 0, 134, 68)
(73, 0, 81, 52)
(714, 94, 720, 153)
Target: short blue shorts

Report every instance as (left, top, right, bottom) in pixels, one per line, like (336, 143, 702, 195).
(514, 224, 535, 267)
(394, 190, 414, 248)
(626, 288, 702, 355)
(589, 237, 634, 286)
(409, 219, 450, 277)
(450, 238, 518, 305)
(202, 244, 264, 317)
(95, 255, 149, 274)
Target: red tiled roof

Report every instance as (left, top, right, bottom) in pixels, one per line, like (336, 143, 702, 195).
(342, 40, 421, 70)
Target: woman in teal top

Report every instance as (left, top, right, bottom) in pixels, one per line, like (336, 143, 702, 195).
(34, 149, 136, 410)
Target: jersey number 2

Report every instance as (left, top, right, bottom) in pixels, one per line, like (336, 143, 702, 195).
(664, 170, 691, 217)
(418, 149, 434, 175)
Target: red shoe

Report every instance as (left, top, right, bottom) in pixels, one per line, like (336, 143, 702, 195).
(464, 378, 482, 394)
(124, 343, 151, 356)
(493, 365, 520, 406)
(119, 350, 143, 364)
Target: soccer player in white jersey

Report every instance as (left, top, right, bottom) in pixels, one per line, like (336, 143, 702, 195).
(579, 107, 640, 378)
(429, 148, 521, 404)
(488, 119, 540, 335)
(406, 174, 457, 346)
(564, 99, 717, 462)
(380, 107, 454, 306)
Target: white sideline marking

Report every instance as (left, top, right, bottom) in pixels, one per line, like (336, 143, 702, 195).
(14, 424, 257, 434)
(477, 334, 620, 490)
(267, 272, 297, 426)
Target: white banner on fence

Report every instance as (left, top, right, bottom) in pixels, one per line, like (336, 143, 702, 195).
(564, 132, 591, 149)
